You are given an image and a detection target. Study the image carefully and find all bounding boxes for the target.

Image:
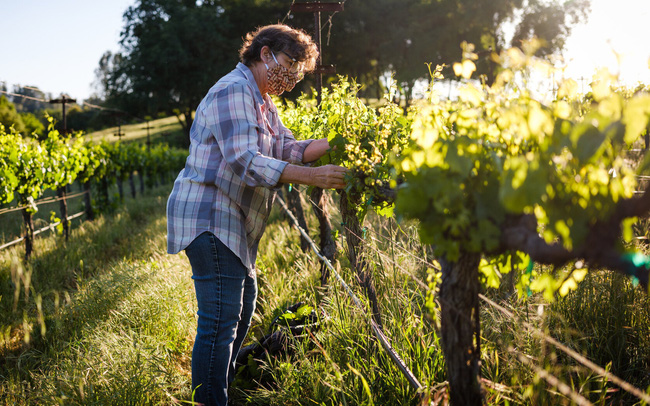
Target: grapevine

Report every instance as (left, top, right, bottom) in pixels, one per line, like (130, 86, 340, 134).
(0, 119, 187, 257)
(391, 41, 650, 405)
(280, 78, 412, 221)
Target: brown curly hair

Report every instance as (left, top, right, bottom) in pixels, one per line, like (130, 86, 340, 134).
(239, 24, 319, 73)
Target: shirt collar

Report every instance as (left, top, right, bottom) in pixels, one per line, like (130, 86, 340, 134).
(236, 63, 265, 106)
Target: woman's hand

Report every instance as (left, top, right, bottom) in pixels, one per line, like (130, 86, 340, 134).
(310, 164, 348, 189)
(279, 163, 348, 189)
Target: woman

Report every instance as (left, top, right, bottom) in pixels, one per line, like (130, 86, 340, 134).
(166, 24, 347, 406)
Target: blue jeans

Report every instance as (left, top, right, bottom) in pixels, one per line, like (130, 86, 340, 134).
(185, 232, 257, 406)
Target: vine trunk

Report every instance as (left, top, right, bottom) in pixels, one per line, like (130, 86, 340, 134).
(284, 184, 309, 252)
(309, 187, 337, 285)
(83, 181, 94, 221)
(57, 187, 69, 240)
(340, 191, 383, 328)
(440, 252, 483, 405)
(129, 173, 137, 198)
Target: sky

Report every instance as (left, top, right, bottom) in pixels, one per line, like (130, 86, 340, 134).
(560, 0, 650, 89)
(1, 0, 649, 102)
(0, 0, 136, 101)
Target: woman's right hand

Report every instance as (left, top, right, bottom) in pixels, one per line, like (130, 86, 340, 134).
(311, 165, 348, 189)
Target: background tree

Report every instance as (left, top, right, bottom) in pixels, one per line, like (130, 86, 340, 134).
(98, 0, 589, 145)
(11, 85, 49, 114)
(0, 96, 26, 134)
(324, 0, 590, 102)
(93, 51, 124, 103)
(102, 0, 289, 147)
(19, 112, 45, 137)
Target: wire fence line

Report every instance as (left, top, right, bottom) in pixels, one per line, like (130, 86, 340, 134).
(0, 87, 147, 123)
(0, 211, 84, 251)
(0, 89, 48, 103)
(0, 191, 89, 216)
(294, 188, 650, 403)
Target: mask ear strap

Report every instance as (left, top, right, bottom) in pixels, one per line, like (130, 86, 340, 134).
(264, 51, 279, 71)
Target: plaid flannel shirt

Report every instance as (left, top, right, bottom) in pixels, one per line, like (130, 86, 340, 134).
(166, 63, 313, 269)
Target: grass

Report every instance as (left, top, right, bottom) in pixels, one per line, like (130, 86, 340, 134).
(230, 199, 445, 406)
(1, 182, 650, 405)
(83, 115, 186, 147)
(0, 183, 197, 405)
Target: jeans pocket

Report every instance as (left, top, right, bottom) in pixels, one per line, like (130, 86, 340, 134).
(208, 235, 248, 280)
(186, 232, 218, 281)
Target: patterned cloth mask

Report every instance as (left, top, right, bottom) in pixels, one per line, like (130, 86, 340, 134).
(265, 52, 300, 95)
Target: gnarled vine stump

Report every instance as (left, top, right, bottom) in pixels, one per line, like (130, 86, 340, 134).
(439, 253, 483, 405)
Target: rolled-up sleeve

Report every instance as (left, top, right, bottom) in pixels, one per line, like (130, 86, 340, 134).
(206, 83, 288, 188)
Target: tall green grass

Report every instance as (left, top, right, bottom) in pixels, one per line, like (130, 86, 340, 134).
(230, 204, 446, 406)
(2, 182, 649, 405)
(0, 184, 196, 405)
(235, 196, 650, 405)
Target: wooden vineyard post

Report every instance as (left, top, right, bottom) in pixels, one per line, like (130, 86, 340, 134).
(290, 2, 342, 105)
(48, 95, 76, 136)
(141, 119, 151, 194)
(84, 181, 94, 221)
(292, 1, 343, 284)
(49, 95, 76, 240)
(144, 120, 152, 152)
(114, 124, 125, 202)
(21, 206, 35, 260)
(116, 177, 124, 202)
(139, 170, 146, 194)
(129, 172, 137, 198)
(57, 187, 69, 240)
(100, 177, 110, 212)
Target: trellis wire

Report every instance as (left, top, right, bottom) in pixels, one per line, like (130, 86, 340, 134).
(480, 293, 650, 404)
(275, 195, 426, 395)
(1, 84, 148, 122)
(0, 89, 48, 103)
(302, 193, 650, 403)
(0, 190, 89, 216)
(511, 347, 593, 406)
(0, 211, 84, 251)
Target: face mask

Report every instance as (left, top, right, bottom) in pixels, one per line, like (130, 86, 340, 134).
(265, 52, 300, 95)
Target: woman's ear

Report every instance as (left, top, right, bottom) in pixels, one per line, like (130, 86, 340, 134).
(260, 45, 271, 64)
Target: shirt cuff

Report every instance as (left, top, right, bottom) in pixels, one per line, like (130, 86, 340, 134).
(246, 154, 289, 189)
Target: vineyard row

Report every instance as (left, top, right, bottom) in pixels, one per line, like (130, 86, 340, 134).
(0, 118, 187, 258)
